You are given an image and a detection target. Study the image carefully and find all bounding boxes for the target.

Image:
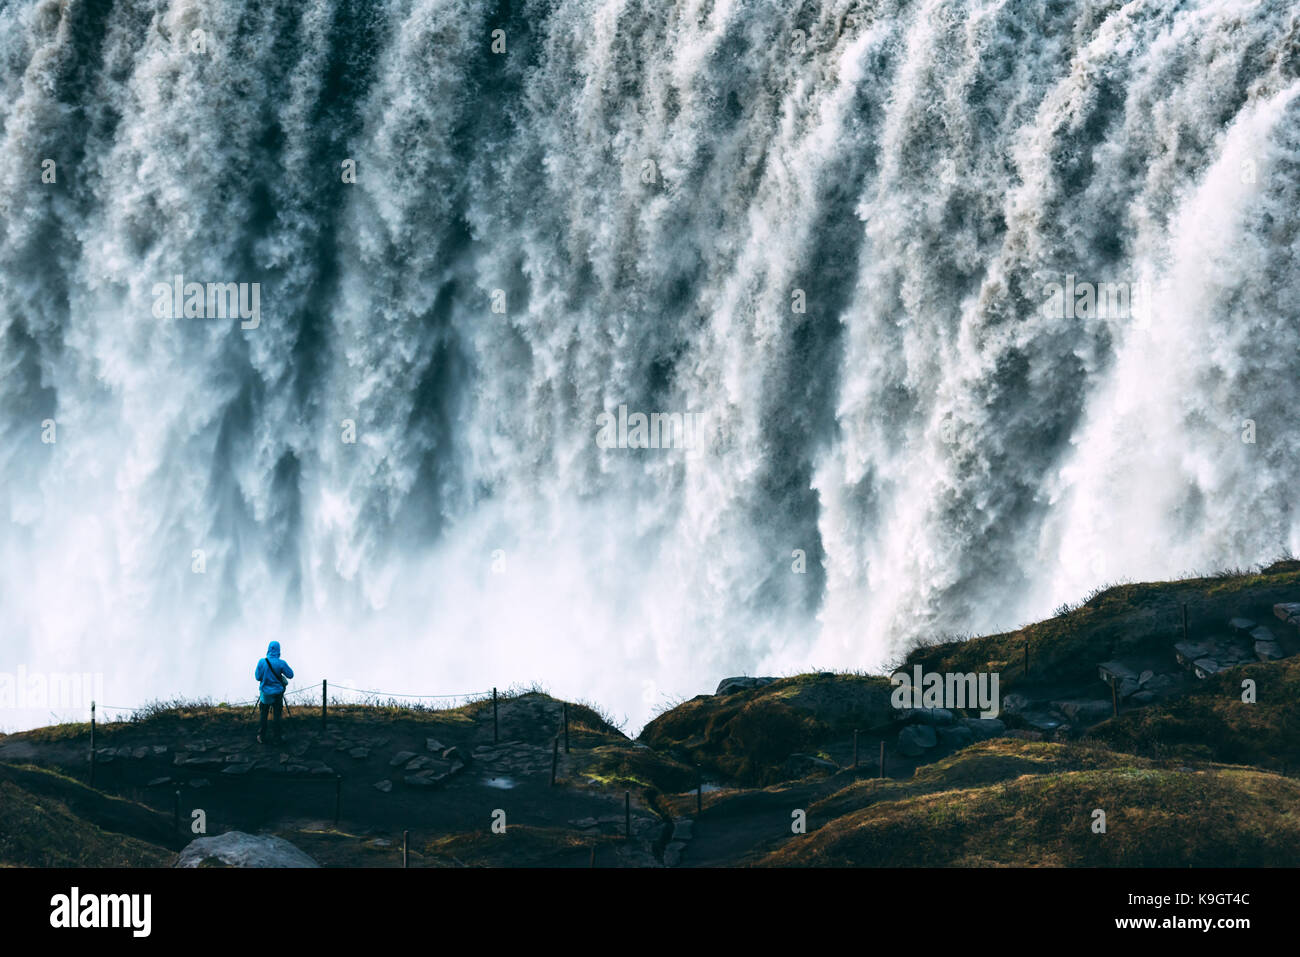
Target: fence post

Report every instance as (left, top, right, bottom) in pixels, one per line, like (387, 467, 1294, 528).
(402, 830, 409, 869)
(334, 774, 342, 824)
(1111, 678, 1119, 718)
(879, 741, 885, 779)
(697, 766, 703, 814)
(89, 701, 96, 787)
(173, 789, 180, 835)
(1181, 603, 1188, 643)
(853, 729, 859, 769)
(493, 687, 499, 744)
(321, 679, 328, 730)
(563, 703, 569, 754)
(550, 736, 559, 787)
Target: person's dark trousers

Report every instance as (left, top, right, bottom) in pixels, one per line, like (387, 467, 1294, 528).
(258, 693, 284, 743)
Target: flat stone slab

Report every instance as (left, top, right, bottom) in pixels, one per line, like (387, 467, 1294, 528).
(373, 780, 393, 793)
(389, 751, 417, 767)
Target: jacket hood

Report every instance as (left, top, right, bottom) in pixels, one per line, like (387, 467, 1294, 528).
(266, 641, 281, 658)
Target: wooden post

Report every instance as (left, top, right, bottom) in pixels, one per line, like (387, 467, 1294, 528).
(550, 736, 559, 787)
(321, 679, 328, 730)
(89, 702, 96, 787)
(590, 846, 596, 868)
(334, 774, 342, 824)
(402, 830, 409, 869)
(879, 741, 885, 779)
(563, 703, 570, 754)
(1181, 603, 1188, 643)
(853, 729, 859, 769)
(1111, 678, 1119, 718)
(493, 687, 499, 745)
(624, 791, 631, 839)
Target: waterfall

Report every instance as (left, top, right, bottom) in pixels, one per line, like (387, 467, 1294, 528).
(1, 0, 1297, 731)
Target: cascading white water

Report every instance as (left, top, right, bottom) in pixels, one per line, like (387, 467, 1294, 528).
(1, 0, 1297, 732)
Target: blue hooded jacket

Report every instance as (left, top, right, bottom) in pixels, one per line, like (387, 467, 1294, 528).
(255, 641, 294, 702)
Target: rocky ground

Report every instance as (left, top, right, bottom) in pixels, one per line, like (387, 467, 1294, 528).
(4, 561, 1300, 867)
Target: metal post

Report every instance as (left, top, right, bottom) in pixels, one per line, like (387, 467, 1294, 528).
(403, 830, 409, 869)
(173, 789, 181, 835)
(697, 767, 703, 814)
(563, 703, 570, 754)
(1181, 603, 1188, 643)
(322, 679, 328, 730)
(879, 741, 885, 779)
(493, 687, 499, 744)
(334, 774, 342, 824)
(1111, 678, 1119, 718)
(550, 736, 559, 787)
(89, 702, 96, 787)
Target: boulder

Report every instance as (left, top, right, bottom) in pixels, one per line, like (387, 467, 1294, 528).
(1098, 661, 1137, 684)
(672, 819, 693, 842)
(1056, 700, 1112, 723)
(442, 746, 470, 767)
(901, 707, 954, 726)
(962, 717, 1006, 740)
(1001, 693, 1032, 714)
(425, 738, 446, 753)
(389, 751, 417, 767)
(1228, 617, 1257, 635)
(373, 780, 392, 793)
(1193, 658, 1221, 679)
(1255, 640, 1283, 662)
(936, 725, 975, 750)
(897, 724, 937, 757)
(1174, 641, 1215, 667)
(176, 831, 318, 868)
(663, 841, 687, 867)
(1274, 603, 1300, 625)
(714, 676, 778, 695)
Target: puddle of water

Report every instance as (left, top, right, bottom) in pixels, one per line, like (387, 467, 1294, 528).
(482, 776, 516, 789)
(699, 782, 722, 793)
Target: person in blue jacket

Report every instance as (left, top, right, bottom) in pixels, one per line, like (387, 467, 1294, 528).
(255, 641, 294, 744)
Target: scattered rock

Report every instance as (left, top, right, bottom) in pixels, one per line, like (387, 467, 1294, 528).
(389, 751, 417, 767)
(349, 747, 370, 759)
(672, 819, 693, 842)
(1274, 603, 1300, 625)
(146, 776, 171, 786)
(663, 841, 687, 867)
(176, 831, 318, 868)
(404, 770, 448, 788)
(1131, 691, 1157, 705)
(373, 780, 393, 793)
(221, 763, 253, 775)
(425, 738, 446, 753)
(404, 755, 435, 771)
(902, 707, 954, 726)
(442, 746, 470, 766)
(1229, 617, 1256, 635)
